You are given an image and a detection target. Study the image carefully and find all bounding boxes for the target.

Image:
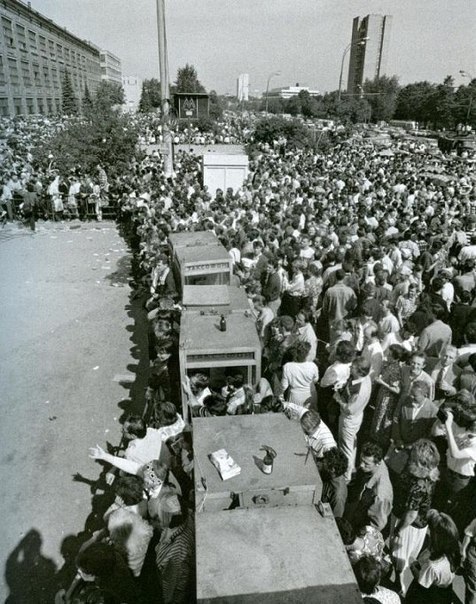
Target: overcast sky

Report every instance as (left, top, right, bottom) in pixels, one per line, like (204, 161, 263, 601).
(31, 0, 475, 94)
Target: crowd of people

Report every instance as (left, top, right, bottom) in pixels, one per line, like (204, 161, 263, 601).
(0, 115, 116, 227)
(97, 114, 475, 603)
(3, 110, 476, 603)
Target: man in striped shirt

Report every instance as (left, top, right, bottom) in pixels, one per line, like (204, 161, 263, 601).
(300, 410, 337, 460)
(156, 497, 195, 604)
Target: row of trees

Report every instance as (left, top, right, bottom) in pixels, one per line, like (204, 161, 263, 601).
(394, 76, 475, 129)
(139, 63, 205, 111)
(262, 75, 475, 129)
(61, 71, 125, 116)
(38, 75, 137, 176)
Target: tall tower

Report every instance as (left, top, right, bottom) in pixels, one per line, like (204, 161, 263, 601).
(347, 14, 392, 95)
(237, 73, 249, 102)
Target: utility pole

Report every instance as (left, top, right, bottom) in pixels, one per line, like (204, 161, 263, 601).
(156, 0, 173, 177)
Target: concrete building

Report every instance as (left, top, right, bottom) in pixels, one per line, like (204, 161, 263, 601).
(268, 84, 320, 100)
(0, 0, 102, 116)
(236, 73, 249, 102)
(347, 14, 392, 96)
(122, 75, 142, 112)
(99, 49, 122, 84)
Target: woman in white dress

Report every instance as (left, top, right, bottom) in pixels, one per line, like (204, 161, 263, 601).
(405, 509, 460, 604)
(281, 341, 319, 406)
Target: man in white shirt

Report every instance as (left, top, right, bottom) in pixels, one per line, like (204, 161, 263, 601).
(334, 358, 373, 481)
(299, 235, 315, 262)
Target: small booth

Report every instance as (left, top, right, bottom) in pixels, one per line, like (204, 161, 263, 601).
(193, 414, 361, 604)
(179, 311, 261, 420)
(174, 244, 232, 291)
(192, 414, 322, 512)
(168, 232, 232, 294)
(202, 152, 249, 195)
(196, 507, 362, 604)
(182, 285, 250, 314)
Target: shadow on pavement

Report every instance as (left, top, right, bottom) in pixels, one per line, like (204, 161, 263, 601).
(5, 529, 59, 604)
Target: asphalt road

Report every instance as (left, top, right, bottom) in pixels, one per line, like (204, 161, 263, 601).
(0, 220, 148, 603)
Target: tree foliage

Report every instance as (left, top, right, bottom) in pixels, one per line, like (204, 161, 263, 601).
(33, 107, 138, 177)
(93, 81, 125, 114)
(82, 84, 93, 112)
(252, 116, 314, 148)
(139, 78, 162, 113)
(363, 75, 399, 122)
(255, 74, 474, 129)
(208, 90, 224, 120)
(259, 96, 284, 114)
(174, 64, 205, 93)
(394, 81, 435, 123)
(61, 71, 79, 116)
(394, 76, 476, 129)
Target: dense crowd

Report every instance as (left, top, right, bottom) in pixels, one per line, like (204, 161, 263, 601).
(3, 111, 476, 603)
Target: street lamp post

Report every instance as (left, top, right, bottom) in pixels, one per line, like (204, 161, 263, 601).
(265, 71, 281, 115)
(156, 0, 173, 177)
(338, 37, 369, 101)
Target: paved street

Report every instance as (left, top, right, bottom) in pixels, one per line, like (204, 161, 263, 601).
(0, 220, 148, 603)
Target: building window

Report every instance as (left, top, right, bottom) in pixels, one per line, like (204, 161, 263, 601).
(2, 16, 14, 47)
(48, 39, 55, 57)
(7, 57, 19, 84)
(21, 61, 31, 86)
(39, 36, 47, 56)
(0, 97, 9, 116)
(51, 67, 59, 88)
(15, 24, 27, 51)
(47, 97, 53, 113)
(28, 30, 37, 50)
(37, 98, 44, 114)
(0, 55, 6, 86)
(26, 98, 35, 114)
(42, 65, 50, 86)
(14, 97, 23, 115)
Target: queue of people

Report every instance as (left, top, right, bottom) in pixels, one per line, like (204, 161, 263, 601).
(111, 114, 475, 603)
